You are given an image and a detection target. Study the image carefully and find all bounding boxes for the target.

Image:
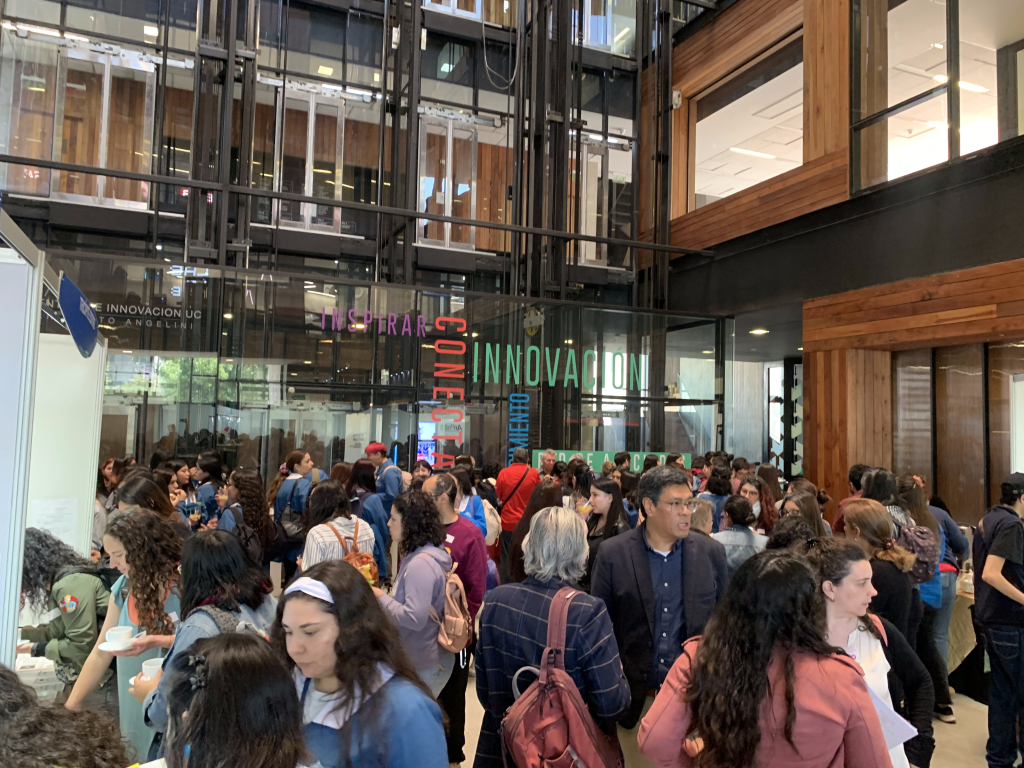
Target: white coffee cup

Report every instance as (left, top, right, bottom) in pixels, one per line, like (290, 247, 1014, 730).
(141, 658, 162, 681)
(106, 627, 133, 649)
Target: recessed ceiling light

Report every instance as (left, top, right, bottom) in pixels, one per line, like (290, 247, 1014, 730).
(318, 65, 334, 76)
(730, 147, 776, 160)
(304, 360, 312, 364)
(749, 328, 769, 335)
(223, 313, 233, 319)
(144, 25, 158, 36)
(959, 81, 989, 93)
(702, 350, 714, 354)
(798, 347, 804, 351)
(565, 339, 573, 345)
(932, 42, 944, 49)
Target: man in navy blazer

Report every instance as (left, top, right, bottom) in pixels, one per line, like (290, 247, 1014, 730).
(592, 465, 727, 766)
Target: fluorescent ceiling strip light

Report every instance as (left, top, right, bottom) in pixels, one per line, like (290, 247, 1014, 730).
(730, 147, 776, 159)
(933, 75, 989, 93)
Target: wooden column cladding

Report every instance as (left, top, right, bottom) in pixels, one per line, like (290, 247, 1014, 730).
(803, 348, 892, 522)
(658, 0, 852, 257)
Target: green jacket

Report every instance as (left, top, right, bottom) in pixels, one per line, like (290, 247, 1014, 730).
(20, 570, 112, 685)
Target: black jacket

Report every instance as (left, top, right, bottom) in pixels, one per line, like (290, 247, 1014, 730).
(876, 615, 935, 768)
(591, 524, 728, 728)
(869, 558, 913, 640)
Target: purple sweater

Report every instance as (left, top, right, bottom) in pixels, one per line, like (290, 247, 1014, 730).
(443, 516, 488, 621)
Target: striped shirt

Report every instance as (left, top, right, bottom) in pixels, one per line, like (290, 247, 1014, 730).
(302, 517, 379, 570)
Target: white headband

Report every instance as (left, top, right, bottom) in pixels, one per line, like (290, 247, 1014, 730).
(284, 577, 334, 604)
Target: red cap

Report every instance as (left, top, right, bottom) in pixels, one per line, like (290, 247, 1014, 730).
(366, 442, 387, 456)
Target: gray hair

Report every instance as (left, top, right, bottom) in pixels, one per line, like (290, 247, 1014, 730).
(522, 506, 588, 583)
(511, 447, 530, 464)
(637, 465, 691, 510)
(543, 448, 557, 457)
(569, 453, 584, 463)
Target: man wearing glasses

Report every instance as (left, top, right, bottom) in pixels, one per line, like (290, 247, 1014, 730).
(591, 465, 728, 768)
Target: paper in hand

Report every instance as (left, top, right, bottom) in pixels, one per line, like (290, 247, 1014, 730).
(867, 685, 919, 749)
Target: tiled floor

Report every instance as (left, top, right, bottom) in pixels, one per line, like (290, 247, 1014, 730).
(460, 682, 990, 768)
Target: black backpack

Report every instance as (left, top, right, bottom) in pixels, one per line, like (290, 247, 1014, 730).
(229, 506, 263, 565)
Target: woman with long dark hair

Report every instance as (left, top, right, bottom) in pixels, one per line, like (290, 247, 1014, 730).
(232, 467, 277, 556)
(804, 538, 935, 768)
(117, 472, 193, 540)
(581, 475, 629, 592)
(300, 480, 380, 574)
(65, 510, 181, 758)
(781, 490, 829, 538)
(638, 550, 891, 768)
(18, 528, 117, 720)
(374, 490, 454, 696)
(450, 466, 488, 539)
(508, 478, 566, 583)
(619, 469, 640, 527)
(897, 475, 955, 724)
(134, 530, 277, 760)
(348, 457, 389, 542)
(190, 451, 225, 527)
(712, 495, 768, 579)
(267, 450, 315, 582)
(698, 464, 732, 533)
(163, 633, 308, 768)
(739, 475, 779, 535)
(273, 560, 447, 768)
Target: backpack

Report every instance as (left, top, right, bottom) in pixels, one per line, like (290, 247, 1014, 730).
(501, 587, 623, 768)
(896, 524, 940, 585)
(327, 518, 379, 585)
(482, 498, 501, 546)
(230, 506, 263, 565)
(429, 562, 472, 653)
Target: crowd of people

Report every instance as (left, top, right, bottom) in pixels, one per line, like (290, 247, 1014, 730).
(10, 444, 1022, 768)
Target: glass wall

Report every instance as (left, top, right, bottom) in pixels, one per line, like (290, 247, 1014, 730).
(54, 253, 721, 482)
(852, 0, 1024, 191)
(691, 35, 803, 210)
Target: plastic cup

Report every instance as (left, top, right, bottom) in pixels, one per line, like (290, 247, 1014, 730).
(106, 627, 133, 649)
(141, 658, 162, 680)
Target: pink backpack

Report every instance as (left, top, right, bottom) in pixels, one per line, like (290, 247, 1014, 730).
(501, 588, 623, 768)
(429, 562, 472, 653)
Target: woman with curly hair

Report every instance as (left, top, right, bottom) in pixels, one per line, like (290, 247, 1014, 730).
(17, 528, 117, 719)
(0, 666, 131, 768)
(273, 561, 447, 768)
(231, 467, 277, 557)
(638, 550, 892, 768)
(65, 509, 182, 758)
(373, 489, 454, 696)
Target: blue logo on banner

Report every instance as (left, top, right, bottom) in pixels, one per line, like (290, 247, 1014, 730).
(57, 272, 99, 358)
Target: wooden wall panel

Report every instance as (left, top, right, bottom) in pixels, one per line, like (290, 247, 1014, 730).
(803, 256, 1024, 352)
(671, 150, 847, 251)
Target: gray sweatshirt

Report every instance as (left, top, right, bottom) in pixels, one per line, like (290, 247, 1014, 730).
(378, 544, 453, 672)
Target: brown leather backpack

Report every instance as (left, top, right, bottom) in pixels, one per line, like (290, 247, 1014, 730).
(500, 587, 623, 768)
(328, 519, 378, 584)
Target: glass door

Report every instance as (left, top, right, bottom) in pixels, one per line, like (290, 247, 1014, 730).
(417, 117, 477, 249)
(569, 137, 607, 265)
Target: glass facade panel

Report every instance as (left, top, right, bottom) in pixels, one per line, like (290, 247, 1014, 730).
(854, 90, 948, 191)
(935, 345, 986, 524)
(62, 255, 720, 481)
(419, 120, 448, 243)
(106, 63, 152, 203)
(450, 127, 475, 246)
(311, 100, 340, 228)
(892, 348, 933, 484)
(692, 36, 803, 210)
(0, 36, 57, 196)
(988, 341, 1024, 507)
(251, 80, 277, 224)
(65, 0, 163, 44)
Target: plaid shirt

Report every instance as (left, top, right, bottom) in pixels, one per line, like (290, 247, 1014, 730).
(473, 577, 630, 768)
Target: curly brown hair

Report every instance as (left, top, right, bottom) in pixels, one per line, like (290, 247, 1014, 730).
(0, 666, 132, 768)
(232, 468, 276, 553)
(392, 489, 445, 558)
(104, 510, 181, 635)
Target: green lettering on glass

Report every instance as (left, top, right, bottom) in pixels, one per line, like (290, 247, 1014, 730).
(564, 349, 578, 387)
(473, 342, 479, 383)
(506, 344, 521, 385)
(545, 347, 561, 386)
(630, 353, 643, 392)
(486, 344, 501, 384)
(526, 346, 541, 386)
(583, 350, 597, 389)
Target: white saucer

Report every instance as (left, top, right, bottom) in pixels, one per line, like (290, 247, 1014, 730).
(98, 641, 133, 653)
